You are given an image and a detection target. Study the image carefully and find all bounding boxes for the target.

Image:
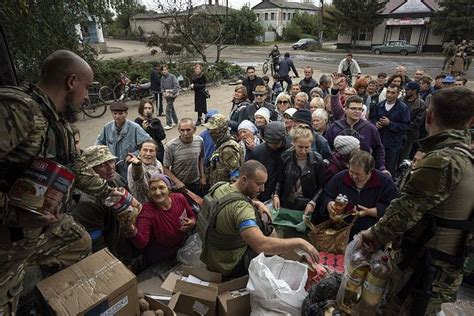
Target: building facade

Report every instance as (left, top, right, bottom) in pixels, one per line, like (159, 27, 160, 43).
(336, 0, 445, 52)
(252, 0, 320, 41)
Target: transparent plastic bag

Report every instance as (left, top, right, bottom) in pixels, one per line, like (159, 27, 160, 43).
(176, 233, 206, 268)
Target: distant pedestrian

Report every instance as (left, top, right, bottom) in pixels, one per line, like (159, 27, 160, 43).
(278, 52, 299, 91)
(150, 63, 163, 116)
(337, 53, 361, 86)
(190, 63, 207, 126)
(160, 65, 180, 130)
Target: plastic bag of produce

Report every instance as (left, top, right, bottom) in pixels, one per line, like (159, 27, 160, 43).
(176, 233, 206, 268)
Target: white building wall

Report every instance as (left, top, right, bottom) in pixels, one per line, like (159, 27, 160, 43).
(426, 27, 444, 45)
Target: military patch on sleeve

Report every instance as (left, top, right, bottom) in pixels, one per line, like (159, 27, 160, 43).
(407, 155, 450, 195)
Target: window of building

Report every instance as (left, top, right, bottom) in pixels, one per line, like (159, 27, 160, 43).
(283, 12, 286, 20)
(399, 27, 413, 43)
(271, 12, 275, 20)
(265, 13, 268, 21)
(256, 13, 260, 21)
(357, 28, 373, 41)
(288, 13, 291, 20)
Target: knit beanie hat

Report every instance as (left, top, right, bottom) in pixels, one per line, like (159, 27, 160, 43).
(292, 109, 313, 128)
(238, 120, 258, 135)
(255, 107, 271, 124)
(334, 135, 360, 156)
(264, 121, 286, 144)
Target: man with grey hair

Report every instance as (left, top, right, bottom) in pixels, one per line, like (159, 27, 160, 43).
(294, 91, 309, 110)
(319, 74, 331, 97)
(395, 65, 411, 87)
(163, 118, 206, 196)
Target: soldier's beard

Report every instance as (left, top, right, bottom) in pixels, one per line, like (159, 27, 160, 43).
(63, 91, 78, 123)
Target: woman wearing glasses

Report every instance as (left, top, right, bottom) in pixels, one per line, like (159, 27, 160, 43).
(274, 92, 293, 121)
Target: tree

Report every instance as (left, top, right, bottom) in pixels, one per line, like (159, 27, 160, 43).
(112, 0, 147, 38)
(221, 6, 263, 45)
(1, 0, 128, 82)
(326, 0, 387, 47)
(431, 0, 474, 42)
(282, 12, 320, 41)
(149, 0, 226, 63)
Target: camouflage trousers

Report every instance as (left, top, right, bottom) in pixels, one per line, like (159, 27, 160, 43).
(381, 249, 463, 316)
(0, 214, 91, 315)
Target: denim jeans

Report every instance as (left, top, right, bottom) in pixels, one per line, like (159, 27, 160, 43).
(165, 97, 178, 126)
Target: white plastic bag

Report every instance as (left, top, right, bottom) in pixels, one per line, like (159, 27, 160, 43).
(247, 253, 308, 315)
(176, 233, 206, 268)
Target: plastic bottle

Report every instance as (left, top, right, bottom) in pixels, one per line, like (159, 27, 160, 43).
(334, 194, 349, 214)
(356, 255, 391, 314)
(336, 248, 371, 313)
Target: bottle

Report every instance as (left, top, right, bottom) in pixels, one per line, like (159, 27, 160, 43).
(336, 248, 371, 313)
(356, 255, 391, 314)
(334, 194, 349, 214)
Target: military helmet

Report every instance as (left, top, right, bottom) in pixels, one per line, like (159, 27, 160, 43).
(83, 145, 117, 168)
(203, 114, 228, 130)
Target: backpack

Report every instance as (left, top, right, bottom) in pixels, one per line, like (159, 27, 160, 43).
(334, 119, 370, 140)
(197, 182, 249, 251)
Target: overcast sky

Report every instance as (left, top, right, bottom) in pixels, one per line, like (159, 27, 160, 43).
(142, 0, 325, 10)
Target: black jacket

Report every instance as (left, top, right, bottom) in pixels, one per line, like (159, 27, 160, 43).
(275, 148, 326, 210)
(247, 139, 291, 202)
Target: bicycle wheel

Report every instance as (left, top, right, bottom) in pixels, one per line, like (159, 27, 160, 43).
(212, 72, 223, 87)
(82, 99, 107, 118)
(113, 84, 124, 100)
(99, 86, 115, 101)
(262, 61, 269, 75)
(178, 75, 191, 91)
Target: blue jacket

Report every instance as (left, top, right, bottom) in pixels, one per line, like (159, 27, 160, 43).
(320, 169, 398, 240)
(371, 99, 410, 149)
(199, 129, 216, 167)
(96, 120, 152, 180)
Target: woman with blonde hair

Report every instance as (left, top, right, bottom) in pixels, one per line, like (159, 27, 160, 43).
(274, 92, 292, 121)
(273, 125, 325, 215)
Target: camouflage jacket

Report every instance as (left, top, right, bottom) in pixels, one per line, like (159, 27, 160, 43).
(371, 129, 473, 256)
(208, 139, 244, 186)
(0, 84, 111, 223)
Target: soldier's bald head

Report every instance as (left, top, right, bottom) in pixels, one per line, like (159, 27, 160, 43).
(39, 50, 92, 85)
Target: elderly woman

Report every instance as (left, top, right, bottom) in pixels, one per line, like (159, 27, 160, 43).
(309, 96, 325, 113)
(254, 107, 271, 140)
(273, 126, 326, 215)
(325, 136, 360, 183)
(283, 108, 297, 133)
(274, 92, 292, 121)
(354, 78, 372, 108)
(312, 108, 329, 137)
(130, 173, 196, 267)
(320, 151, 398, 240)
(238, 120, 261, 160)
(229, 85, 251, 133)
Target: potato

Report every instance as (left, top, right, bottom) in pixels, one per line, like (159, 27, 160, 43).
(155, 310, 165, 316)
(138, 290, 145, 299)
(141, 311, 156, 316)
(139, 298, 150, 312)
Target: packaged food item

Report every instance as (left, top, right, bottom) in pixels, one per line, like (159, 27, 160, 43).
(9, 158, 75, 215)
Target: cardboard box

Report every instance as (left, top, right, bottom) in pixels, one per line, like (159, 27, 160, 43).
(217, 276, 250, 316)
(145, 295, 178, 316)
(161, 266, 222, 316)
(36, 249, 139, 316)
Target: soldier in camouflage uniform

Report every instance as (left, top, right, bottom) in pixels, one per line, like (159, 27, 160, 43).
(203, 114, 244, 186)
(360, 88, 474, 315)
(0, 50, 115, 314)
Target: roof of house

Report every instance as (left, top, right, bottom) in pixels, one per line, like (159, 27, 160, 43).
(252, 0, 320, 11)
(381, 0, 440, 15)
(131, 4, 235, 20)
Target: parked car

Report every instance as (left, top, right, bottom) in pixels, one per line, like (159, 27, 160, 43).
(292, 38, 319, 50)
(371, 40, 418, 55)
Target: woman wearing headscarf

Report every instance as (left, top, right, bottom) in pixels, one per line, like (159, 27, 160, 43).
(238, 120, 261, 161)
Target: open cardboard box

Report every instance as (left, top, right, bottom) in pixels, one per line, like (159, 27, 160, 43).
(217, 276, 250, 316)
(161, 266, 222, 315)
(36, 248, 139, 316)
(145, 295, 179, 316)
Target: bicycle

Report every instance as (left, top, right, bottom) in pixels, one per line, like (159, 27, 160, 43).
(175, 72, 191, 92)
(80, 82, 109, 118)
(263, 57, 278, 76)
(206, 65, 223, 87)
(223, 65, 245, 83)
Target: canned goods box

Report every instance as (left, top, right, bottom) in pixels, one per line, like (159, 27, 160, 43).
(36, 249, 139, 316)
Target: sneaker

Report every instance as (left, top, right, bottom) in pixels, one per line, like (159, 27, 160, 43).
(164, 125, 173, 130)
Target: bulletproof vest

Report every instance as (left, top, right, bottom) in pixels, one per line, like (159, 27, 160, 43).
(425, 144, 474, 257)
(0, 85, 76, 191)
(209, 139, 243, 185)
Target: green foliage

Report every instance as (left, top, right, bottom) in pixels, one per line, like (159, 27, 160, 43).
(0, 0, 129, 83)
(326, 0, 387, 46)
(105, 0, 146, 39)
(431, 0, 474, 41)
(282, 12, 320, 41)
(221, 6, 263, 45)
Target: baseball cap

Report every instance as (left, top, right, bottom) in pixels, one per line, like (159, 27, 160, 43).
(405, 81, 420, 91)
(203, 114, 228, 129)
(83, 145, 117, 168)
(442, 75, 455, 83)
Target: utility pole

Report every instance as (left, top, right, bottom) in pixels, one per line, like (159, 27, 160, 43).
(319, 0, 324, 48)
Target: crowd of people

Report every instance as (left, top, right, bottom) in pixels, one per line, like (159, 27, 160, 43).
(0, 47, 473, 315)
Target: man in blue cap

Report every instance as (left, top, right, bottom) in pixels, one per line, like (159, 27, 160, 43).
(400, 81, 426, 162)
(442, 75, 456, 88)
